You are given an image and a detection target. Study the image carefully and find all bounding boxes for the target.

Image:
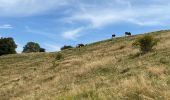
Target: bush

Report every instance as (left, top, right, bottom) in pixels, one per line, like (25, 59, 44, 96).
(55, 52, 64, 60)
(23, 42, 41, 53)
(0, 37, 17, 56)
(133, 35, 158, 54)
(61, 45, 73, 50)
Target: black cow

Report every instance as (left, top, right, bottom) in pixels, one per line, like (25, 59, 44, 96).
(112, 34, 116, 38)
(77, 44, 85, 48)
(125, 32, 131, 36)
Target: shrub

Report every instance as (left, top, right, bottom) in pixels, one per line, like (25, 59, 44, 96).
(159, 58, 169, 65)
(0, 37, 17, 56)
(61, 45, 73, 50)
(23, 42, 41, 53)
(55, 52, 64, 60)
(133, 35, 158, 54)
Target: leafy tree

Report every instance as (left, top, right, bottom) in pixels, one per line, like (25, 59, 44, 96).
(133, 35, 158, 54)
(23, 42, 41, 53)
(61, 45, 73, 50)
(0, 37, 17, 56)
(40, 48, 46, 52)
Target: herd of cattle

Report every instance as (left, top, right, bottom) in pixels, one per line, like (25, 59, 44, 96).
(112, 32, 132, 38)
(77, 32, 132, 48)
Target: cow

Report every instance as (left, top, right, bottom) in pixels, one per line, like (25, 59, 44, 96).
(112, 34, 116, 38)
(125, 32, 132, 36)
(77, 44, 85, 48)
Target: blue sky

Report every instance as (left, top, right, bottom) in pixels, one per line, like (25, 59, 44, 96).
(0, 0, 170, 52)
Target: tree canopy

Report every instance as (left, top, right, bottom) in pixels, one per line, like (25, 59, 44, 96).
(23, 42, 41, 53)
(0, 37, 17, 56)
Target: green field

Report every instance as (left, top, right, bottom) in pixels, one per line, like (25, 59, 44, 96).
(0, 30, 170, 100)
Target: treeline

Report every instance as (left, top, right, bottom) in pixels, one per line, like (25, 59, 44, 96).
(0, 37, 45, 56)
(0, 37, 75, 56)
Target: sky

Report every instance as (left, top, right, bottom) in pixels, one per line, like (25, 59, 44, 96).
(0, 0, 170, 52)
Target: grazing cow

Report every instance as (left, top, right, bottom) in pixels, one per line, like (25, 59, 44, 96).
(125, 32, 131, 36)
(112, 34, 116, 38)
(77, 44, 85, 48)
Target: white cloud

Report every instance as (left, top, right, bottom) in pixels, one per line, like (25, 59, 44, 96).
(1, 0, 170, 27)
(66, 0, 170, 27)
(69, 9, 131, 28)
(0, 24, 13, 29)
(62, 27, 84, 40)
(0, 0, 71, 17)
(44, 43, 62, 52)
(25, 26, 58, 40)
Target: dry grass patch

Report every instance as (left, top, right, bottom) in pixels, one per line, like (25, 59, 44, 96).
(147, 66, 166, 76)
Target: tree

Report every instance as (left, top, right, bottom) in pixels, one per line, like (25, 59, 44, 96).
(61, 45, 73, 50)
(0, 37, 17, 56)
(40, 48, 46, 52)
(23, 42, 41, 53)
(132, 35, 158, 54)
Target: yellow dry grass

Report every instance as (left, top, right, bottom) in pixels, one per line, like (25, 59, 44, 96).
(0, 30, 170, 100)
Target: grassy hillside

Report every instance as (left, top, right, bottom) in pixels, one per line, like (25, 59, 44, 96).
(0, 30, 170, 100)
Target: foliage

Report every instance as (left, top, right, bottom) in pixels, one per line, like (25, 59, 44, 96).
(133, 35, 158, 54)
(0, 37, 17, 56)
(61, 45, 73, 50)
(55, 52, 64, 60)
(40, 48, 46, 52)
(23, 42, 41, 53)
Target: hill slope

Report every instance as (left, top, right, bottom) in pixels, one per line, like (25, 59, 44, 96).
(0, 30, 170, 100)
